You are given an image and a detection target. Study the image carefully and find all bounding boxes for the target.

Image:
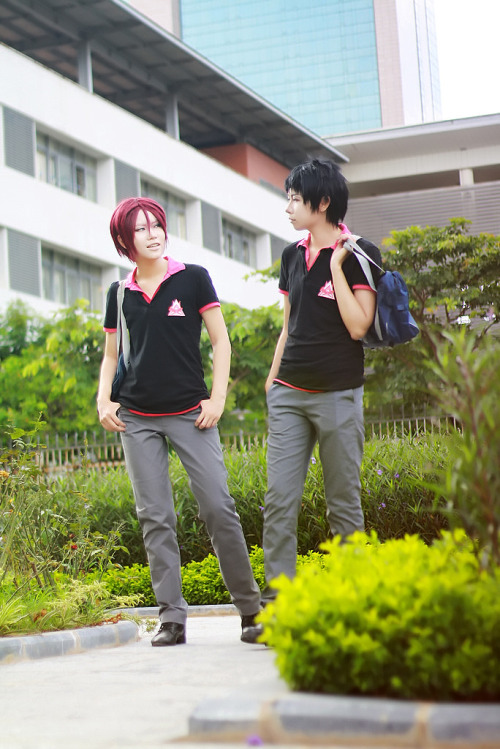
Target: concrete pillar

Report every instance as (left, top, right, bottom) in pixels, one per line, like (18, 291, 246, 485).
(185, 199, 203, 245)
(165, 95, 180, 139)
(96, 158, 117, 209)
(77, 41, 93, 92)
(459, 168, 474, 186)
(256, 233, 272, 270)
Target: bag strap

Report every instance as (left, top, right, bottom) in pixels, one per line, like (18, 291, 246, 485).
(343, 236, 384, 293)
(344, 236, 383, 341)
(116, 280, 130, 365)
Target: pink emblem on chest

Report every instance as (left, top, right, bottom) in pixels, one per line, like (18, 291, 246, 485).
(318, 281, 335, 300)
(168, 299, 185, 316)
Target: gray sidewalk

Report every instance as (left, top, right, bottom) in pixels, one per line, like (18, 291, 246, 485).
(1, 608, 499, 749)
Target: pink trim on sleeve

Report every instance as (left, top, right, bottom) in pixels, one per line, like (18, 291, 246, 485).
(199, 301, 221, 314)
(353, 284, 376, 292)
(103, 327, 117, 333)
(279, 289, 289, 296)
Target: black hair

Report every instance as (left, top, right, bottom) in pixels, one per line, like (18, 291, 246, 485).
(284, 158, 349, 226)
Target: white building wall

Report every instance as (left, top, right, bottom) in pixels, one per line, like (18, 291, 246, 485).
(0, 44, 295, 314)
(341, 141, 499, 185)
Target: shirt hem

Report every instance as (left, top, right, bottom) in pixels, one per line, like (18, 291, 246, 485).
(126, 402, 202, 417)
(273, 379, 324, 393)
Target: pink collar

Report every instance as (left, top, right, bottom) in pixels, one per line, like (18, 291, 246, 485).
(297, 223, 350, 269)
(125, 256, 185, 292)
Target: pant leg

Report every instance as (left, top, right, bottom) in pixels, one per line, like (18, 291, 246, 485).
(164, 410, 261, 617)
(262, 385, 316, 602)
(311, 387, 365, 538)
(119, 409, 187, 624)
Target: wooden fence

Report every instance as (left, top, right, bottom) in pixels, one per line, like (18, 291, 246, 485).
(364, 408, 459, 439)
(1, 407, 458, 474)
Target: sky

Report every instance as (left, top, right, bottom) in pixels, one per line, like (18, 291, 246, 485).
(433, 0, 500, 120)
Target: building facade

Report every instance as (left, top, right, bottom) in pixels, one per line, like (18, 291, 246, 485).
(330, 115, 500, 246)
(0, 0, 343, 316)
(139, 0, 441, 136)
(128, 0, 500, 251)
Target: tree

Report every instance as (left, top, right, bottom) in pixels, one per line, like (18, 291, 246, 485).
(0, 300, 45, 361)
(363, 219, 500, 412)
(0, 297, 282, 436)
(202, 302, 282, 432)
(0, 301, 103, 433)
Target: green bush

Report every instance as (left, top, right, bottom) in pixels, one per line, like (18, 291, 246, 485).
(98, 546, 327, 607)
(49, 467, 145, 567)
(49, 434, 449, 566)
(426, 328, 500, 570)
(362, 435, 449, 543)
(259, 531, 500, 701)
(1, 425, 126, 589)
(91, 563, 156, 607)
(0, 578, 139, 637)
(182, 553, 232, 605)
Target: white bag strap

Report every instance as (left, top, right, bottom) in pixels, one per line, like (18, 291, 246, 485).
(343, 235, 384, 293)
(344, 236, 382, 340)
(116, 280, 130, 365)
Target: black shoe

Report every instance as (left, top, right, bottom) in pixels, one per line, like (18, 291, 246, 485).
(241, 613, 264, 644)
(151, 621, 186, 647)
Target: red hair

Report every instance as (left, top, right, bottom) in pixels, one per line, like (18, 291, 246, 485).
(110, 197, 167, 260)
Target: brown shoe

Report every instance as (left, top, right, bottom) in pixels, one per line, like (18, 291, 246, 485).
(151, 622, 186, 647)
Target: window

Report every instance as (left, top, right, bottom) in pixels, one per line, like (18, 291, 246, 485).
(36, 133, 97, 201)
(222, 219, 257, 267)
(42, 248, 103, 311)
(141, 180, 187, 239)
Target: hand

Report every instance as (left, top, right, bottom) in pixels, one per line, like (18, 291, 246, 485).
(330, 232, 353, 272)
(97, 399, 126, 432)
(195, 396, 225, 430)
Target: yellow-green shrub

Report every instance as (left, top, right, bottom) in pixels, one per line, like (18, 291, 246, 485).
(260, 531, 500, 701)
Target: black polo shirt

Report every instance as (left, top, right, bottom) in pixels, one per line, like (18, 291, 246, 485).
(103, 258, 220, 415)
(275, 234, 382, 392)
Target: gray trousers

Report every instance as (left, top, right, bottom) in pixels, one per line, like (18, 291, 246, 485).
(119, 408, 261, 624)
(262, 384, 365, 602)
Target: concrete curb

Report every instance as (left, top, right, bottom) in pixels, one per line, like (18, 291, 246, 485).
(0, 605, 235, 665)
(0, 619, 139, 665)
(123, 604, 238, 618)
(189, 692, 500, 748)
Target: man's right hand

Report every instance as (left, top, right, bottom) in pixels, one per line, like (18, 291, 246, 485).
(97, 400, 126, 432)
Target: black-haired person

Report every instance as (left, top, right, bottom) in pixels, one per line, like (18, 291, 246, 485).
(97, 197, 262, 645)
(261, 159, 382, 605)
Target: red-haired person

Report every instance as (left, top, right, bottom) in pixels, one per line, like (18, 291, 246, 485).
(97, 198, 262, 646)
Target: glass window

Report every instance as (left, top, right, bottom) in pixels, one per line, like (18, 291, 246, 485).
(181, 0, 382, 135)
(140, 180, 187, 239)
(41, 247, 103, 311)
(36, 133, 98, 202)
(58, 156, 74, 193)
(221, 219, 257, 267)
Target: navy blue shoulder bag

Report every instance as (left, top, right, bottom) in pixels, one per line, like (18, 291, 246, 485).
(344, 237, 419, 348)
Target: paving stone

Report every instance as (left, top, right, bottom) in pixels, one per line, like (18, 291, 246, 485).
(273, 693, 419, 742)
(429, 703, 500, 745)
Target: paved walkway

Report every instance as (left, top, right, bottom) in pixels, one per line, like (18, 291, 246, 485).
(1, 607, 499, 749)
